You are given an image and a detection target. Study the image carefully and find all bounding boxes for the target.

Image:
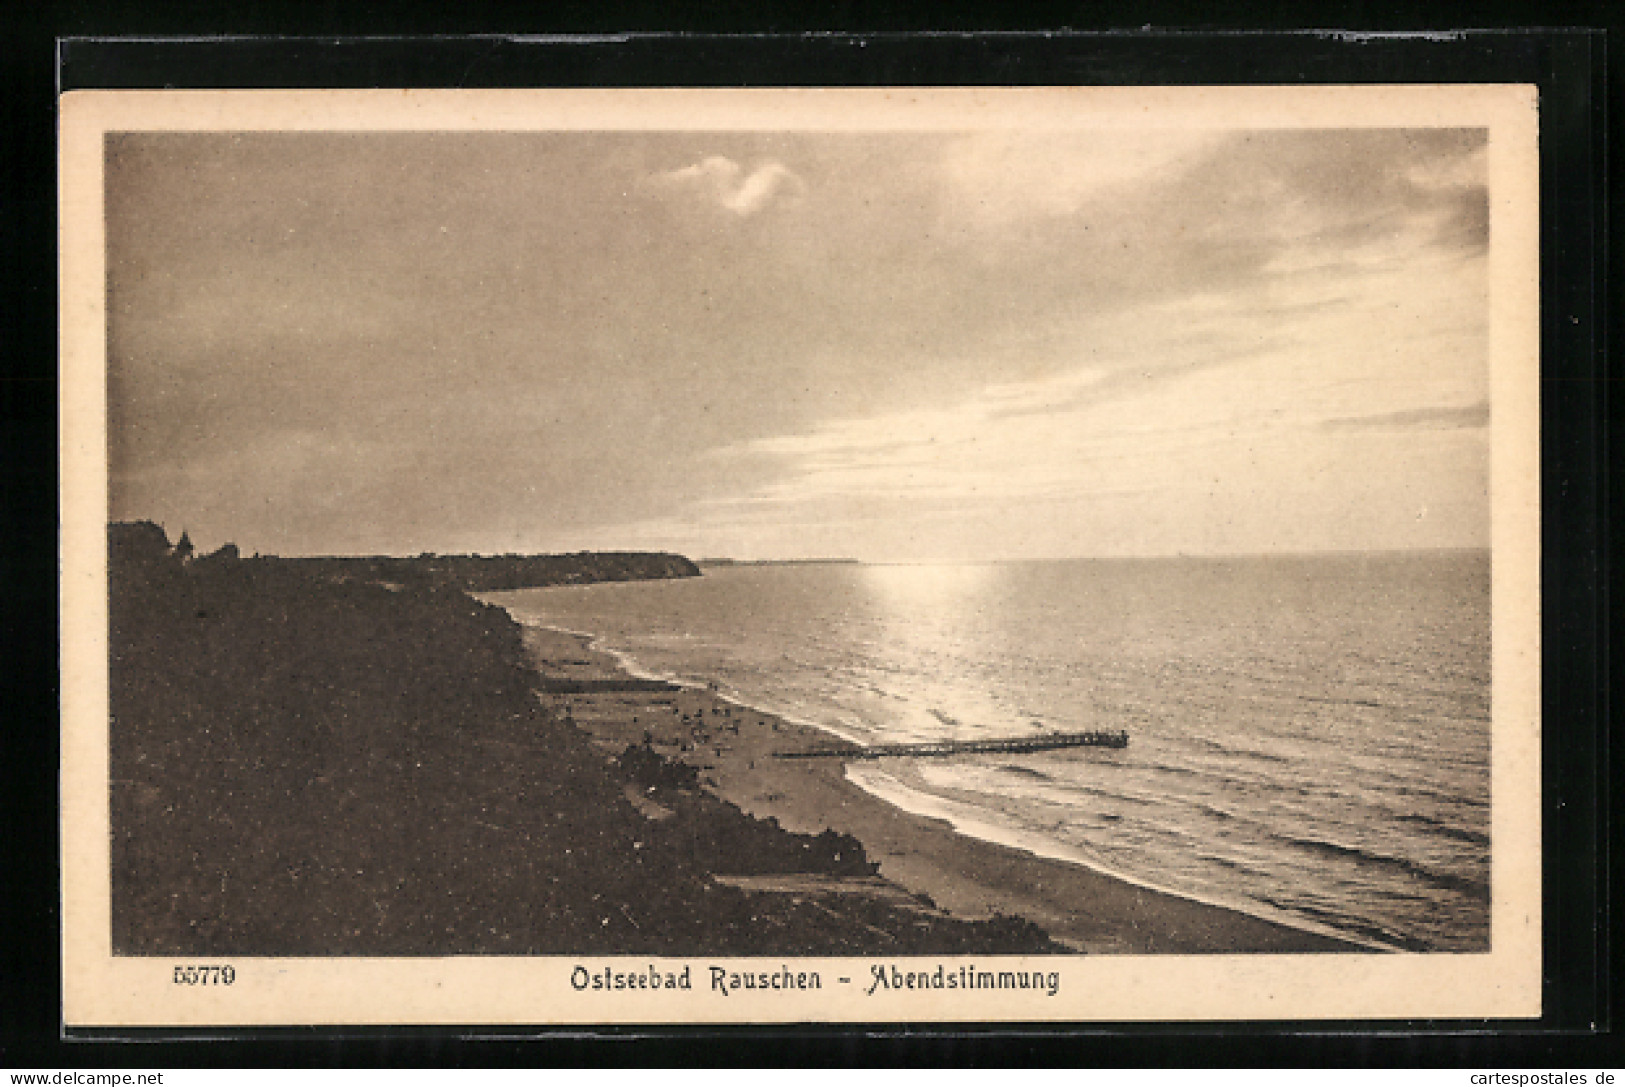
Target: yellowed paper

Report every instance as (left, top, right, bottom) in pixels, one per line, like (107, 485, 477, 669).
(61, 86, 1540, 1026)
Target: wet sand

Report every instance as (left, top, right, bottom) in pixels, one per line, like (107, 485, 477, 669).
(517, 623, 1363, 954)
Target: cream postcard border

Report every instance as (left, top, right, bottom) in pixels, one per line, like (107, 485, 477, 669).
(59, 86, 1542, 1026)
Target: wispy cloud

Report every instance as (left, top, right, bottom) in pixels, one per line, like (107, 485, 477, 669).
(1322, 402, 1490, 431)
(726, 365, 1109, 465)
(644, 232, 1490, 560)
(647, 156, 806, 217)
(939, 130, 1226, 227)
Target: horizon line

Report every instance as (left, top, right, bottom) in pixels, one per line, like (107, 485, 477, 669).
(758, 545, 1492, 567)
(224, 546, 1494, 564)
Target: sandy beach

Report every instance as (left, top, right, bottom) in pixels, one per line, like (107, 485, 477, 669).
(515, 622, 1360, 955)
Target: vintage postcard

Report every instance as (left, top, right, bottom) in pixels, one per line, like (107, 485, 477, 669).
(60, 86, 1541, 1026)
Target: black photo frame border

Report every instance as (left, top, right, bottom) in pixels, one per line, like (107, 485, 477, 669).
(5, 23, 1611, 1067)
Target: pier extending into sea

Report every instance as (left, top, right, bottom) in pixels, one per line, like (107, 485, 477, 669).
(773, 730, 1129, 760)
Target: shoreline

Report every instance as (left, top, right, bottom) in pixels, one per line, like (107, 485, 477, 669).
(503, 614, 1366, 955)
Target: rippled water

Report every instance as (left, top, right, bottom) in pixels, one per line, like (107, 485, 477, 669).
(496, 551, 1491, 952)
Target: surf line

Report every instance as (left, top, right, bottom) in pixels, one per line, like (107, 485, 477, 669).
(496, 610, 1390, 952)
(844, 763, 1397, 953)
(508, 616, 875, 748)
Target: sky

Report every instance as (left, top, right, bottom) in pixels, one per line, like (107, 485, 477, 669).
(105, 126, 1490, 560)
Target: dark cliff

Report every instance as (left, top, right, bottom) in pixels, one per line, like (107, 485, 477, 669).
(104, 522, 1059, 956)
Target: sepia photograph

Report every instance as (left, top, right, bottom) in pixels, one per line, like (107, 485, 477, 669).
(59, 86, 1542, 1025)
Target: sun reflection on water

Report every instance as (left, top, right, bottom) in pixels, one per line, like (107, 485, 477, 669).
(858, 562, 998, 614)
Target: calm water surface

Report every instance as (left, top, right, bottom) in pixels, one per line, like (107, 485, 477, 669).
(497, 551, 1490, 952)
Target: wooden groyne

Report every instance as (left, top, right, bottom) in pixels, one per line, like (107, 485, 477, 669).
(773, 729, 1129, 760)
(535, 677, 679, 694)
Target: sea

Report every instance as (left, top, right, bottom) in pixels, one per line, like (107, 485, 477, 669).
(495, 551, 1491, 953)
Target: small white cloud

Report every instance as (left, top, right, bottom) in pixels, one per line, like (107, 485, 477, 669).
(650, 156, 806, 217)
